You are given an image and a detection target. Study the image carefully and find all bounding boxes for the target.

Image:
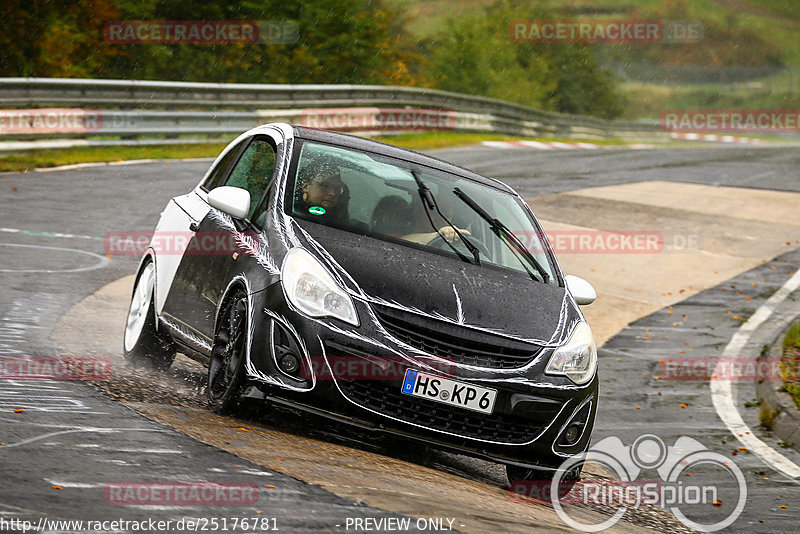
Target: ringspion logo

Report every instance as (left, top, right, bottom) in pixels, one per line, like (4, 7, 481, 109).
(510, 434, 747, 532)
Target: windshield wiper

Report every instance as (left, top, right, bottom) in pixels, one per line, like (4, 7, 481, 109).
(410, 171, 481, 265)
(453, 187, 550, 283)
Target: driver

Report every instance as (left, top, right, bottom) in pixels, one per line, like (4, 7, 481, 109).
(295, 158, 368, 233)
(297, 159, 347, 216)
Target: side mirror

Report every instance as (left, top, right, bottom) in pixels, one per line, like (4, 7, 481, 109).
(207, 186, 251, 219)
(565, 275, 596, 305)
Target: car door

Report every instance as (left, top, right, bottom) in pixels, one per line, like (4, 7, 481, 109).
(152, 140, 246, 323)
(161, 135, 279, 344)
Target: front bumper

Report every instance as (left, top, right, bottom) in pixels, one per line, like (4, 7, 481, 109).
(249, 283, 597, 468)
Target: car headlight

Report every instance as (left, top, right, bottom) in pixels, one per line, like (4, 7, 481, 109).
(281, 248, 358, 326)
(545, 321, 597, 385)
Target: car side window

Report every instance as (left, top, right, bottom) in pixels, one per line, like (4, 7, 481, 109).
(202, 142, 244, 191)
(251, 183, 276, 230)
(224, 138, 277, 221)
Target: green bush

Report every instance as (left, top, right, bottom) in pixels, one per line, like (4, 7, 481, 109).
(782, 322, 800, 410)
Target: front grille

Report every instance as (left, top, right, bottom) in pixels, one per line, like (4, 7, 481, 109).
(374, 306, 541, 369)
(338, 378, 558, 444)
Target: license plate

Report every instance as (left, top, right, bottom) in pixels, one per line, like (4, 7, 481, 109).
(401, 369, 497, 414)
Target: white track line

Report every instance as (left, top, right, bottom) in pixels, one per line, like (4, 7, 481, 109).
(0, 243, 111, 273)
(710, 268, 800, 479)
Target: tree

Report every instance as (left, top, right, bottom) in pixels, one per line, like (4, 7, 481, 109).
(426, 0, 624, 118)
(0, 0, 425, 87)
(0, 0, 122, 77)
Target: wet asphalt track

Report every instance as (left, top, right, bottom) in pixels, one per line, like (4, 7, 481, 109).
(1, 144, 799, 532)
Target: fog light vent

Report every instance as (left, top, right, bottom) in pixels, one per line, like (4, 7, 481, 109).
(270, 319, 309, 381)
(557, 400, 592, 448)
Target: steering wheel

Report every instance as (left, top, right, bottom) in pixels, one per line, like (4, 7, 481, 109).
(426, 232, 492, 260)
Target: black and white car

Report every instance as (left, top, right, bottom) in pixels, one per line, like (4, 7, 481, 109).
(123, 122, 598, 483)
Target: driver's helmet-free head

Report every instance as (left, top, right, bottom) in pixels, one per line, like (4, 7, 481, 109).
(296, 157, 349, 220)
(298, 158, 341, 194)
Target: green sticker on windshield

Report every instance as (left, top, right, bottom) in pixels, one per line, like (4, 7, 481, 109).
(308, 206, 326, 216)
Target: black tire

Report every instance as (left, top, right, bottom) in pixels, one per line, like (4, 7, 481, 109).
(123, 260, 176, 371)
(207, 288, 249, 414)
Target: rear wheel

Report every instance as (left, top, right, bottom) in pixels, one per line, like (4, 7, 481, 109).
(207, 289, 249, 414)
(123, 261, 175, 370)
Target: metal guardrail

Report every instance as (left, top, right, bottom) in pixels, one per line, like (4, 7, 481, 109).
(0, 78, 665, 148)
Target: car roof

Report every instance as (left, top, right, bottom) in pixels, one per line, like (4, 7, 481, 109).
(289, 124, 516, 194)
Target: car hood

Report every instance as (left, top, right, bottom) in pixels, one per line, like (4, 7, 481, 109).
(296, 221, 574, 346)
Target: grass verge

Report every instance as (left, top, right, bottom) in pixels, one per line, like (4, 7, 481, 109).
(0, 143, 230, 173)
(782, 321, 800, 410)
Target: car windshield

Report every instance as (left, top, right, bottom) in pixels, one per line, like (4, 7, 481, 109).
(288, 140, 557, 282)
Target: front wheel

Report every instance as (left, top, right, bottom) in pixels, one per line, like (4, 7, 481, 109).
(123, 260, 175, 371)
(207, 289, 249, 414)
